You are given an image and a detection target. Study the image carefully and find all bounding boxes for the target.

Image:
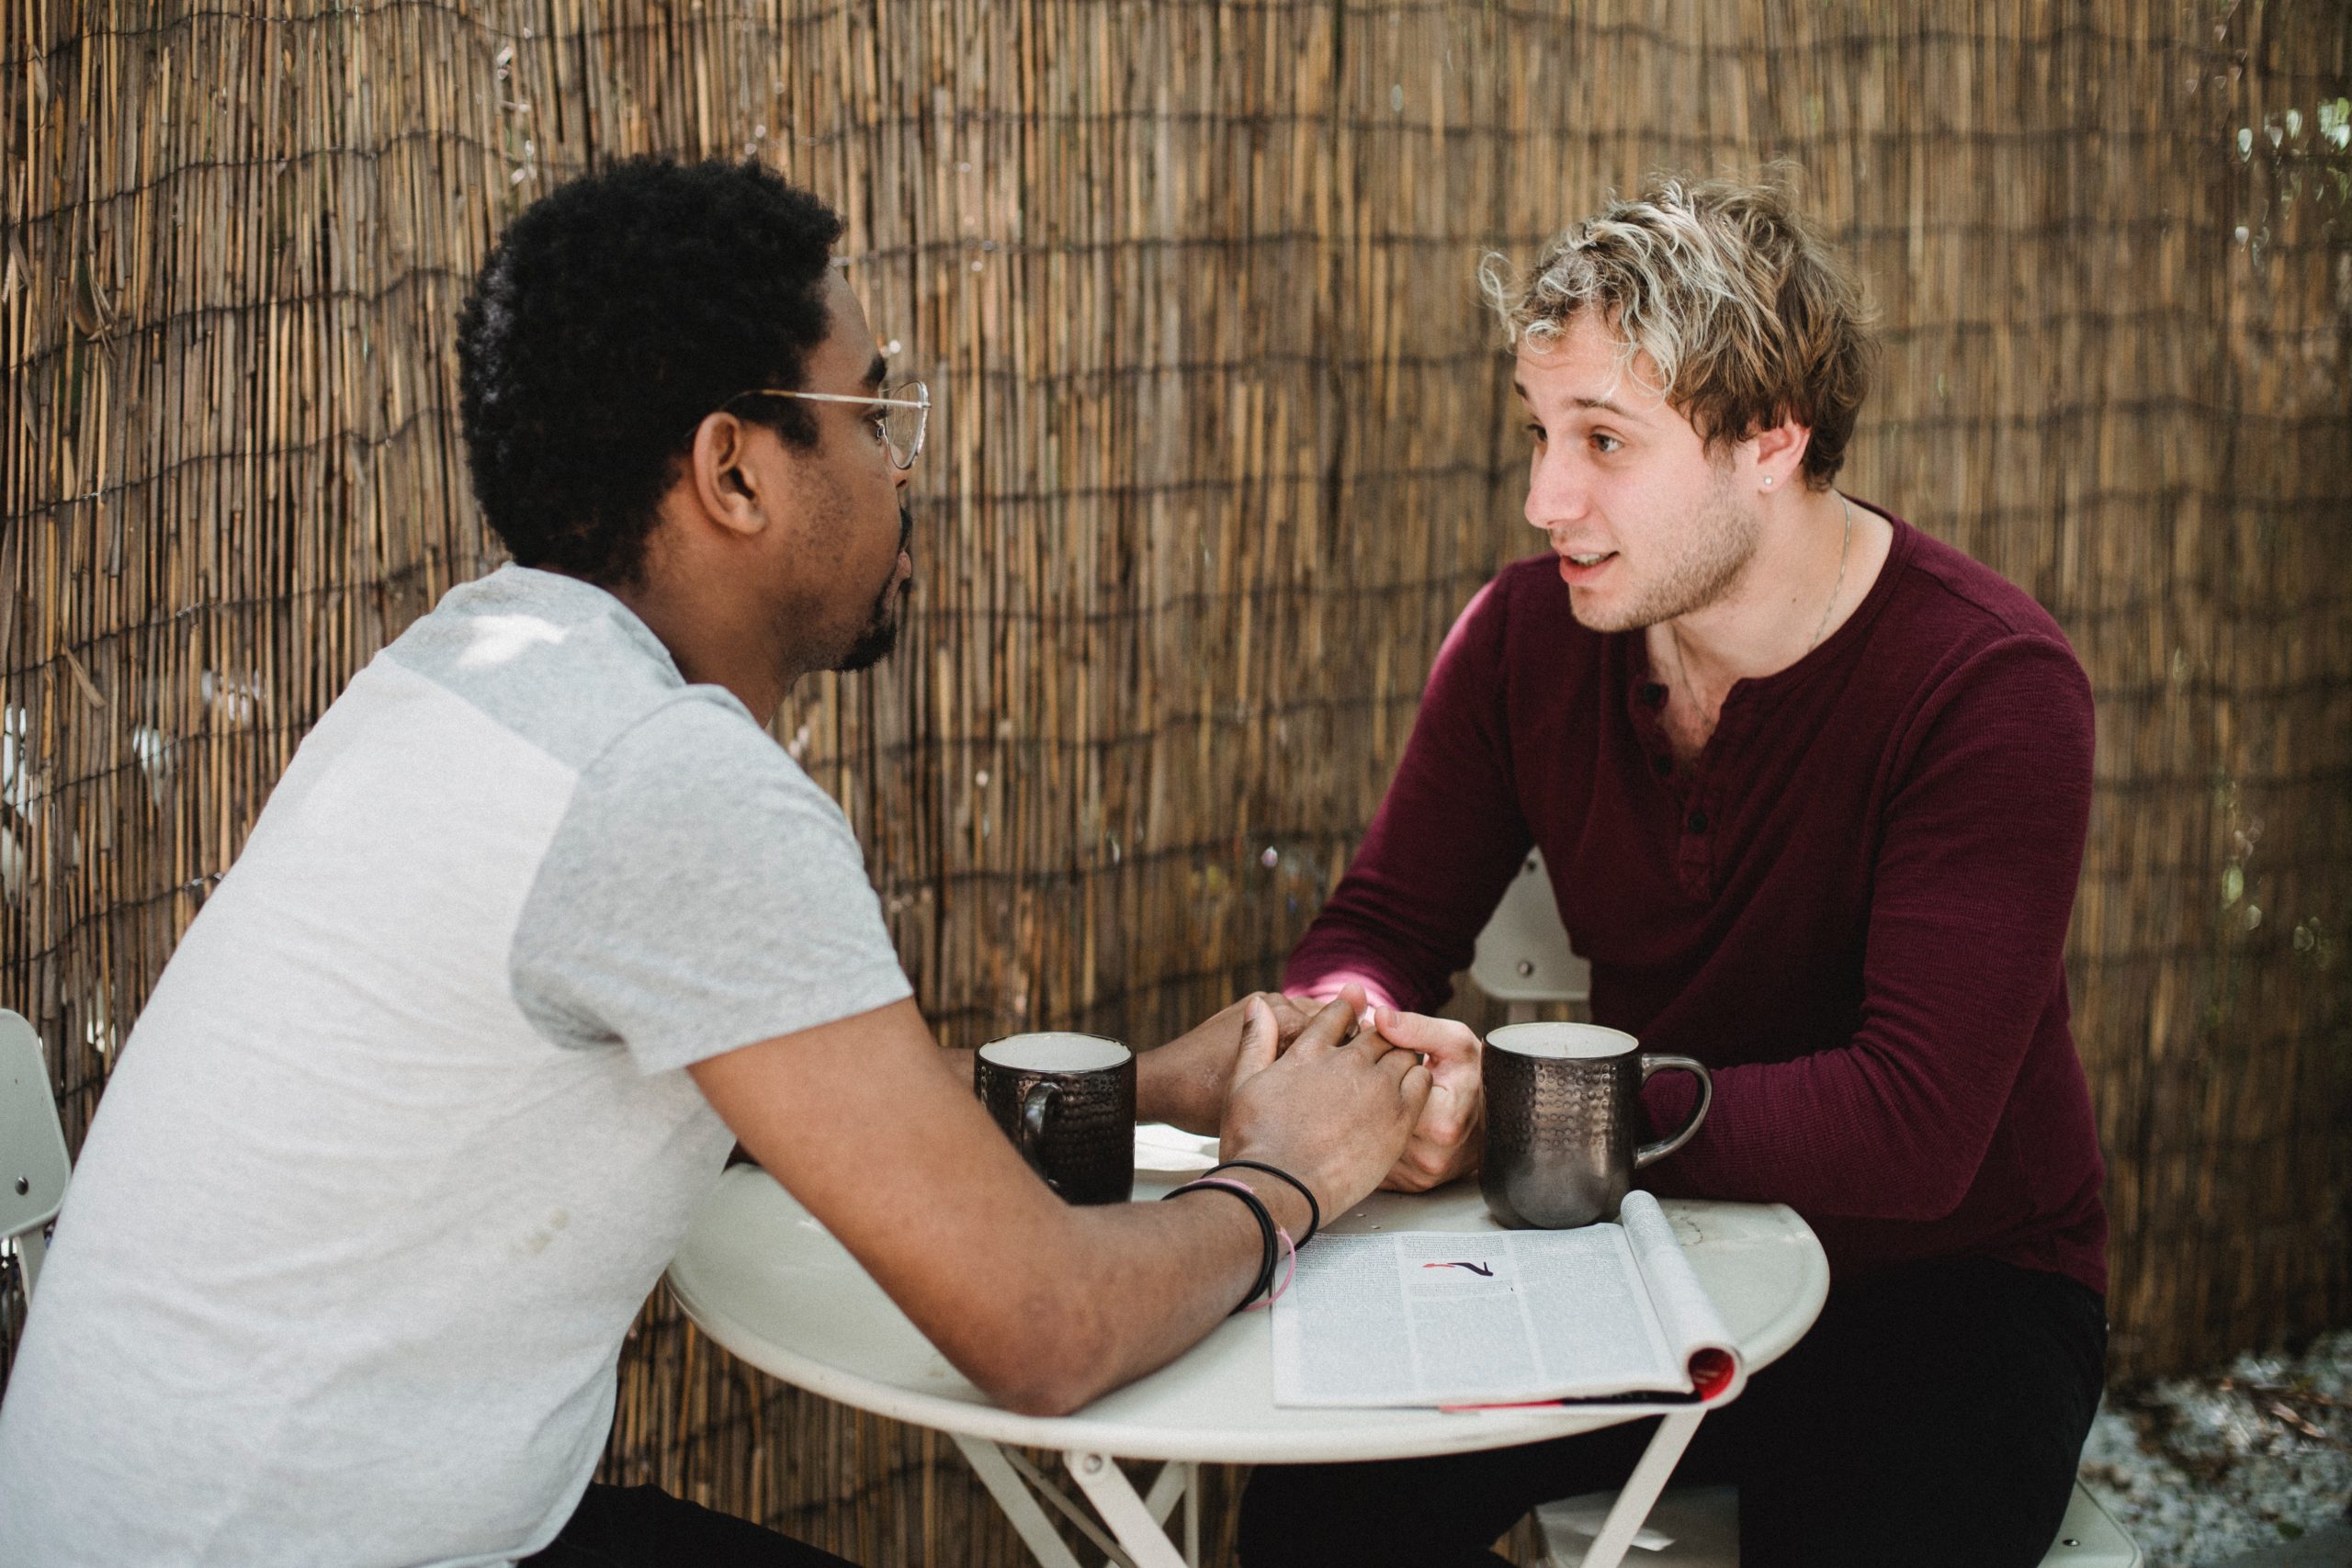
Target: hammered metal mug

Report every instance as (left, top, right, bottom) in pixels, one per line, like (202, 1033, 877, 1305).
(976, 1032, 1136, 1206)
(1480, 1021, 1713, 1229)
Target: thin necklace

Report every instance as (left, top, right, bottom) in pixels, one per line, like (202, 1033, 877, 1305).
(1668, 620, 1706, 727)
(1808, 491, 1854, 652)
(1668, 491, 1854, 723)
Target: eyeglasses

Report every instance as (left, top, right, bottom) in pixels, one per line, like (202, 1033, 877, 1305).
(731, 380, 929, 469)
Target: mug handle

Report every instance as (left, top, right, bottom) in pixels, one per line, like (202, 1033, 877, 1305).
(1634, 1055, 1713, 1168)
(1019, 1081, 1063, 1190)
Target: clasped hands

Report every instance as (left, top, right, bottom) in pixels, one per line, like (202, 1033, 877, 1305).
(1146, 988, 1483, 1192)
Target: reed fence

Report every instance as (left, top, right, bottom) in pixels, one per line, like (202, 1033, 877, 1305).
(5, 0, 2347, 1561)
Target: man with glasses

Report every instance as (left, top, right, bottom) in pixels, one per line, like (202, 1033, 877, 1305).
(0, 159, 1431, 1566)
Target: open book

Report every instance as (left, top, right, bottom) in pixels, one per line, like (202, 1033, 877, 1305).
(1272, 1191, 1743, 1409)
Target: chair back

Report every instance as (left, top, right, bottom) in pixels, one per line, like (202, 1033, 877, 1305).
(1, 1009, 71, 1298)
(1469, 849, 1589, 1010)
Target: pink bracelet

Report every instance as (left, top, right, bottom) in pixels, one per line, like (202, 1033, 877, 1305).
(1250, 1221, 1297, 1310)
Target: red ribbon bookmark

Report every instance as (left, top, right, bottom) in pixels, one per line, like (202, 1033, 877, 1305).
(1436, 1349, 1738, 1413)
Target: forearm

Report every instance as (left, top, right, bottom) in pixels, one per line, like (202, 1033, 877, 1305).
(1284, 854, 1485, 1017)
(956, 998, 1419, 1412)
(1284, 581, 1534, 1013)
(1636, 910, 2073, 1220)
(1020, 1172, 1314, 1414)
(1639, 1043, 2010, 1221)
(702, 996, 1405, 1420)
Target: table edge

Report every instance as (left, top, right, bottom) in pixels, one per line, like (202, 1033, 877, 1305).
(665, 1168, 1831, 1464)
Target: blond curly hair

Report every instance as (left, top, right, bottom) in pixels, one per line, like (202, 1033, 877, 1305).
(1483, 175, 1879, 490)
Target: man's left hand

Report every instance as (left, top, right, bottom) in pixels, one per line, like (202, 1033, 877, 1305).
(1140, 991, 1321, 1134)
(1368, 1008, 1483, 1191)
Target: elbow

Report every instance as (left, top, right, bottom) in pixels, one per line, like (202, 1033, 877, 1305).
(987, 1370, 1094, 1420)
(1801, 1095, 1997, 1223)
(1870, 1186, 1971, 1225)
(1846, 1158, 1977, 1224)
(964, 1350, 1105, 1421)
(1894, 1120, 2004, 1222)
(945, 1287, 1119, 1418)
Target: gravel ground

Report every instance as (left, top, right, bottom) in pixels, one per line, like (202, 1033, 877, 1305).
(2079, 1328, 2352, 1565)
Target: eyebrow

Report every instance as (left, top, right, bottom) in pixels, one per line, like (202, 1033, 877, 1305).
(865, 354, 888, 392)
(1511, 379, 1637, 420)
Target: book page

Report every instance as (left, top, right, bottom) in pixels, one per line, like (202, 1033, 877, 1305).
(1272, 1233, 1422, 1405)
(1510, 1224, 1679, 1394)
(1395, 1235, 1545, 1402)
(1617, 1192, 1743, 1395)
(1273, 1228, 1689, 1407)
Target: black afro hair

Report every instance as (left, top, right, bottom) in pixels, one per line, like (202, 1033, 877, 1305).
(456, 159, 847, 585)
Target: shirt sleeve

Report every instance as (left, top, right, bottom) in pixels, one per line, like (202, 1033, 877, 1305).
(1640, 633, 2096, 1220)
(1283, 579, 1535, 1014)
(508, 697, 914, 1075)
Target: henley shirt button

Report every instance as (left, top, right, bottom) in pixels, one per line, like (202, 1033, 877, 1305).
(1686, 810, 1711, 834)
(1638, 682, 1668, 706)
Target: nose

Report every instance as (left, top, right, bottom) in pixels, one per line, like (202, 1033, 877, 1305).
(1522, 446, 1587, 534)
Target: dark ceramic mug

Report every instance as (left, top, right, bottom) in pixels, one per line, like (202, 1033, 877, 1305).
(976, 1032, 1136, 1206)
(1481, 1021, 1712, 1229)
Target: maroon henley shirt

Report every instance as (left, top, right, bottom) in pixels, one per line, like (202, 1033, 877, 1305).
(1286, 512, 2109, 1294)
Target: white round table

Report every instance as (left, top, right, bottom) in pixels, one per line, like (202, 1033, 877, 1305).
(666, 1162, 1827, 1568)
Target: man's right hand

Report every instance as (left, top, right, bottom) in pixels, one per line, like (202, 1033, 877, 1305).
(1218, 987, 1432, 1222)
(1368, 1008, 1483, 1192)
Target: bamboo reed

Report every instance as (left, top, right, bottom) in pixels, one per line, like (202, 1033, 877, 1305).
(4, 2, 2347, 1562)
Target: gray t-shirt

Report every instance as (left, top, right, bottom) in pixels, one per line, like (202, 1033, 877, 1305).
(0, 567, 911, 1566)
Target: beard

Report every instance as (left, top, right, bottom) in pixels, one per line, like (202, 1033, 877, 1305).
(835, 502, 914, 672)
(1572, 467, 1758, 634)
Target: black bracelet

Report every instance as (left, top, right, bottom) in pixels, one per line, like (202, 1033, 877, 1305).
(1207, 1159, 1321, 1246)
(1162, 1179, 1278, 1314)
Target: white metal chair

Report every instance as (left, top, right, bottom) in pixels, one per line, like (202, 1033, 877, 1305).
(1, 1008, 72, 1300)
(1537, 1479, 2142, 1566)
(1469, 849, 1589, 1022)
(1466, 872, 2142, 1568)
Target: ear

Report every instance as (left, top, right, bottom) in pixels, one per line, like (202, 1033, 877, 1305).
(1745, 416, 1814, 494)
(684, 411, 771, 540)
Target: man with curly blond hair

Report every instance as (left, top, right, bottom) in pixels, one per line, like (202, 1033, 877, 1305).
(1242, 177, 2109, 1567)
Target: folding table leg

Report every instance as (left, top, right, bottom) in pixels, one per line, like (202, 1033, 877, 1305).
(1136, 1460, 1197, 1567)
(1574, 1407, 1707, 1568)
(948, 1434, 1086, 1568)
(1138, 1457, 1189, 1525)
(1065, 1450, 1193, 1568)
